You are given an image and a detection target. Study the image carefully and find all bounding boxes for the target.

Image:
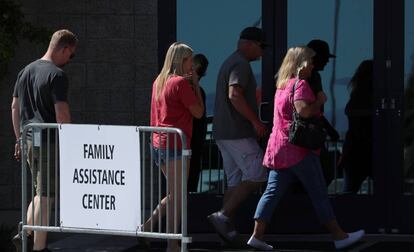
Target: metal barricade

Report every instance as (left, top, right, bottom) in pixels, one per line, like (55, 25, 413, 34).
(326, 140, 373, 195)
(196, 132, 226, 194)
(326, 140, 342, 195)
(139, 126, 192, 251)
(18, 123, 191, 252)
(195, 136, 374, 196)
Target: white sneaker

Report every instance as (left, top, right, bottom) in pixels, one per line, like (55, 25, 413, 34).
(247, 235, 274, 251)
(334, 230, 365, 249)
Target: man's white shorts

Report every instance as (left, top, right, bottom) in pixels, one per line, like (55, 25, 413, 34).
(216, 138, 268, 187)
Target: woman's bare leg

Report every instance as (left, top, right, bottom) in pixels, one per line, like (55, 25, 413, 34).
(142, 159, 190, 250)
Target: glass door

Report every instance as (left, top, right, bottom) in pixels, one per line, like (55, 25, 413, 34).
(286, 0, 374, 195)
(260, 0, 390, 234)
(392, 0, 414, 233)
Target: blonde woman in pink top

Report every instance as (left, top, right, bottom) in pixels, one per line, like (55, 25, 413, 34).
(246, 47, 364, 251)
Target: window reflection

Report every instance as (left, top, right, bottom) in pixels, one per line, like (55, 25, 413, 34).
(288, 0, 373, 194)
(177, 0, 261, 193)
(339, 60, 373, 194)
(177, 0, 261, 116)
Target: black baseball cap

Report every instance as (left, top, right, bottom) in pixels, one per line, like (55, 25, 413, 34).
(307, 39, 336, 58)
(240, 27, 269, 48)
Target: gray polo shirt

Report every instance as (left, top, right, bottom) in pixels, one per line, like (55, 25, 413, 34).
(212, 51, 258, 140)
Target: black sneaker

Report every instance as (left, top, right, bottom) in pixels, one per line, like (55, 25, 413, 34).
(136, 237, 151, 249)
(207, 212, 238, 243)
(12, 233, 33, 252)
(33, 248, 52, 252)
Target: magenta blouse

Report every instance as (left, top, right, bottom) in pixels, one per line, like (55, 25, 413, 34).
(263, 78, 321, 169)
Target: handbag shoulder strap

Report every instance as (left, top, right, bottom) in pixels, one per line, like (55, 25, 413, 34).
(291, 78, 300, 99)
(290, 78, 300, 113)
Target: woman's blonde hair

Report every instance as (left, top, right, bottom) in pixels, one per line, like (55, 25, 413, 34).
(155, 42, 193, 99)
(276, 46, 315, 89)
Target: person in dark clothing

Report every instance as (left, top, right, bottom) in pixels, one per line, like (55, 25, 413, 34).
(307, 39, 340, 140)
(339, 60, 373, 193)
(307, 39, 340, 186)
(188, 54, 209, 192)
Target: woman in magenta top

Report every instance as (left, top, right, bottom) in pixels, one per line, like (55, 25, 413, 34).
(145, 42, 204, 252)
(246, 47, 364, 251)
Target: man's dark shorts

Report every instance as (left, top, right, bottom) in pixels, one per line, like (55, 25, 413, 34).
(26, 140, 56, 197)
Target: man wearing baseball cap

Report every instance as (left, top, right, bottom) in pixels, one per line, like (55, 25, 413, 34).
(307, 39, 340, 186)
(208, 27, 269, 243)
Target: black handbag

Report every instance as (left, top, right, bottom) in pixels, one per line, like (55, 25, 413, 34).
(288, 79, 327, 150)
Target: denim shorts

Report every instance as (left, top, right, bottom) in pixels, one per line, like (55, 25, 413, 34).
(151, 146, 182, 166)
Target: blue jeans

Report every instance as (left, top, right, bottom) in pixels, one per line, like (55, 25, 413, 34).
(254, 153, 335, 224)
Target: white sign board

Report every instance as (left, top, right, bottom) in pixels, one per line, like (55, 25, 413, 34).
(59, 124, 141, 231)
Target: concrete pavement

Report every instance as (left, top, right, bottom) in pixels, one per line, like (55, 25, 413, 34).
(46, 233, 414, 252)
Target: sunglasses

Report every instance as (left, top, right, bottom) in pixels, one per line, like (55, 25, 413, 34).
(64, 46, 76, 60)
(253, 41, 267, 50)
(258, 42, 267, 50)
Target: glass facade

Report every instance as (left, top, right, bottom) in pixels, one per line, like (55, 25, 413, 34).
(175, 0, 414, 234)
(177, 0, 262, 116)
(288, 0, 373, 194)
(287, 0, 373, 138)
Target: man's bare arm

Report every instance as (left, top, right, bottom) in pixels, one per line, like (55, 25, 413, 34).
(11, 97, 20, 139)
(54, 101, 71, 123)
(11, 97, 21, 161)
(228, 85, 267, 138)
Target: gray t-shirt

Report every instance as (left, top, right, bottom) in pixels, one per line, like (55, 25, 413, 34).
(13, 59, 69, 133)
(213, 51, 258, 140)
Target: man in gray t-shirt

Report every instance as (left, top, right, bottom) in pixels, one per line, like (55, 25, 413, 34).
(11, 29, 77, 252)
(13, 59, 69, 136)
(208, 27, 269, 243)
(213, 50, 258, 139)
